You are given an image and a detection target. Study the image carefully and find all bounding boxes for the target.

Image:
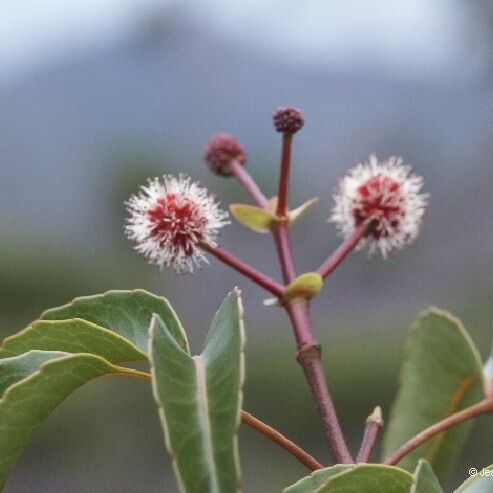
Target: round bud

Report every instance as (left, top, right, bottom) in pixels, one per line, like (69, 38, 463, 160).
(272, 107, 304, 133)
(204, 133, 247, 177)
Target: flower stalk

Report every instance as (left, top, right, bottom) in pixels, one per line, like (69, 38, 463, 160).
(200, 242, 284, 298)
(317, 223, 370, 279)
(230, 160, 270, 209)
(276, 133, 293, 219)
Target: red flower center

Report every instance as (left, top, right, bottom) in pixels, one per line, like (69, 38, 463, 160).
(148, 194, 207, 254)
(353, 176, 405, 239)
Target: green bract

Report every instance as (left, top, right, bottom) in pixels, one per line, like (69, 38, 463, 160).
(229, 203, 278, 232)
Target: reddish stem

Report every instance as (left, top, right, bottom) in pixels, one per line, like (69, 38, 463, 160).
(230, 160, 270, 209)
(356, 407, 383, 463)
(288, 300, 354, 464)
(224, 133, 353, 463)
(241, 410, 324, 471)
(201, 242, 284, 298)
(384, 398, 493, 466)
(274, 225, 297, 284)
(276, 133, 293, 218)
(317, 223, 369, 279)
(270, 129, 353, 464)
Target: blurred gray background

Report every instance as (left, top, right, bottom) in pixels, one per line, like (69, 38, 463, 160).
(1, 1, 493, 491)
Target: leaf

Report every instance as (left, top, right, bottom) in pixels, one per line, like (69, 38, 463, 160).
(316, 464, 413, 492)
(149, 289, 245, 493)
(40, 289, 189, 354)
(383, 308, 484, 478)
(0, 350, 129, 489)
(283, 272, 324, 301)
(285, 464, 446, 493)
(412, 460, 443, 493)
(0, 318, 145, 363)
(454, 464, 493, 492)
(229, 203, 277, 232)
(288, 197, 319, 225)
(0, 351, 65, 396)
(283, 465, 351, 493)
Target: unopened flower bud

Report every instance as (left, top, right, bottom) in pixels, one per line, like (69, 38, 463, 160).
(204, 133, 247, 177)
(272, 107, 304, 133)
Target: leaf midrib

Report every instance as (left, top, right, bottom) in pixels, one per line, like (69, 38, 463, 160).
(193, 355, 220, 493)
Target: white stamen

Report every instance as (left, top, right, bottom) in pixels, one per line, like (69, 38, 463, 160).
(330, 155, 428, 257)
(125, 174, 229, 273)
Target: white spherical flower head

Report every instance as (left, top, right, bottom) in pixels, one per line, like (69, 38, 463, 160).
(125, 174, 229, 273)
(330, 155, 428, 257)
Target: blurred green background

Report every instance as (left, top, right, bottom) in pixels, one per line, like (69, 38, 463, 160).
(2, 1, 493, 491)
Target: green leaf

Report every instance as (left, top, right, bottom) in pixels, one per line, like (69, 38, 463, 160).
(316, 464, 413, 492)
(283, 272, 324, 301)
(383, 308, 484, 478)
(40, 289, 189, 354)
(0, 351, 66, 395)
(454, 464, 493, 492)
(0, 350, 129, 489)
(229, 203, 277, 232)
(283, 465, 351, 493)
(0, 318, 145, 363)
(288, 197, 319, 225)
(412, 460, 443, 493)
(284, 465, 415, 493)
(149, 289, 245, 493)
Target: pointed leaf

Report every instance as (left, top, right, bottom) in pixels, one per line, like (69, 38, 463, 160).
(283, 465, 351, 493)
(283, 272, 323, 301)
(383, 309, 484, 478)
(0, 318, 145, 363)
(316, 464, 413, 492)
(454, 464, 493, 492)
(412, 460, 443, 493)
(150, 289, 245, 493)
(0, 350, 128, 489)
(40, 289, 189, 354)
(288, 197, 319, 225)
(229, 204, 277, 232)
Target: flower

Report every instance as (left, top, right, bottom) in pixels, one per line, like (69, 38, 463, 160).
(125, 174, 229, 273)
(330, 155, 428, 257)
(204, 133, 247, 176)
